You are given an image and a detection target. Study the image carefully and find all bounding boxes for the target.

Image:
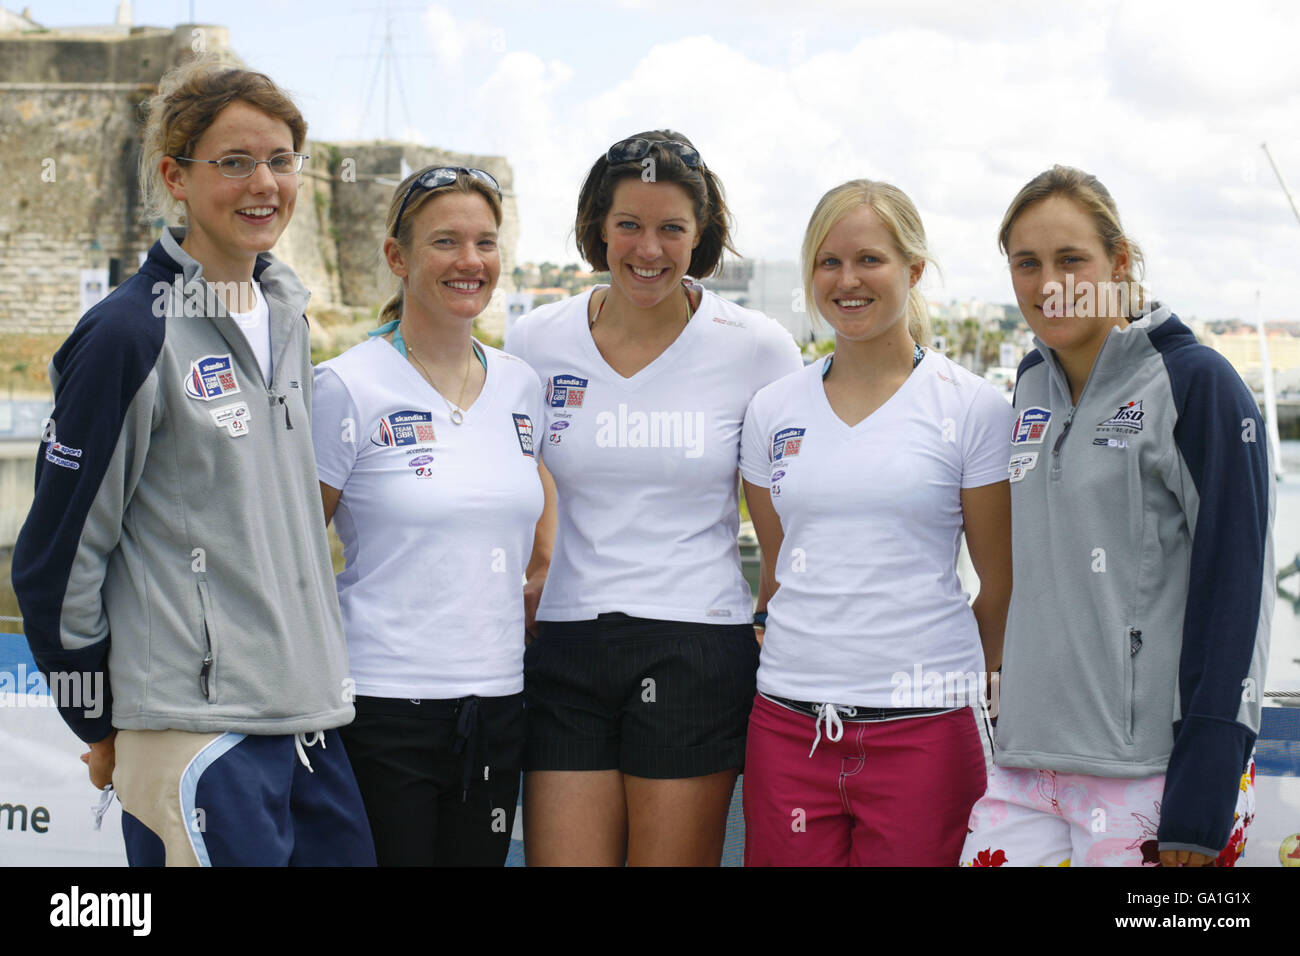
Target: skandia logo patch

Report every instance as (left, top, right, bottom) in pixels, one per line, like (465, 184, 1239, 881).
(184, 354, 241, 401)
(1011, 407, 1051, 445)
(513, 413, 535, 457)
(1098, 400, 1145, 431)
(772, 427, 806, 461)
(371, 410, 436, 447)
(548, 374, 588, 408)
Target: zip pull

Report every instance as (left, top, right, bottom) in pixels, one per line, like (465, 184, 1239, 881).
(270, 392, 293, 429)
(1129, 628, 1143, 656)
(199, 651, 212, 698)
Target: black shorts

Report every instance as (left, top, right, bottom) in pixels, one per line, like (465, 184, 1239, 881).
(524, 613, 760, 778)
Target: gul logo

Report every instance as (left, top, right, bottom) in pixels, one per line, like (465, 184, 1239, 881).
(1008, 452, 1038, 482)
(210, 402, 250, 437)
(1011, 407, 1051, 445)
(770, 469, 786, 482)
(371, 410, 436, 447)
(408, 454, 435, 479)
(1092, 437, 1129, 449)
(1098, 400, 1145, 431)
(184, 354, 241, 401)
(44, 441, 83, 471)
(594, 405, 705, 458)
(549, 421, 570, 431)
(548, 374, 588, 409)
(771, 427, 806, 461)
(513, 413, 535, 457)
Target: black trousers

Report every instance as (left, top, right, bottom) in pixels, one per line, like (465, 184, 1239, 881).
(339, 693, 525, 866)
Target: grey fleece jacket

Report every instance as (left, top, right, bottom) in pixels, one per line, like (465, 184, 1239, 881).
(12, 228, 353, 742)
(995, 304, 1274, 858)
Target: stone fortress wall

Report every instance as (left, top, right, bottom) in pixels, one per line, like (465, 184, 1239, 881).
(0, 16, 517, 338)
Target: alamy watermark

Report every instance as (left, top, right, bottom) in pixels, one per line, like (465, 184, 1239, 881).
(0, 666, 104, 718)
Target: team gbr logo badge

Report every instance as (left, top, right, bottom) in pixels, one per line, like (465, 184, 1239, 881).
(1011, 407, 1051, 445)
(1098, 400, 1145, 431)
(184, 354, 241, 400)
(772, 426, 806, 461)
(513, 413, 535, 457)
(548, 374, 588, 408)
(371, 409, 436, 447)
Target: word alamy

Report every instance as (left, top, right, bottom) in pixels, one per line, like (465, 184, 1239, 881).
(595, 404, 706, 459)
(1041, 276, 1145, 319)
(890, 664, 998, 712)
(151, 277, 258, 317)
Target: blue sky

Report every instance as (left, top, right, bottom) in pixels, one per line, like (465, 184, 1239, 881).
(26, 0, 1300, 320)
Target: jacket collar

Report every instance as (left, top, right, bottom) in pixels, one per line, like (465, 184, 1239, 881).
(1032, 301, 1180, 404)
(149, 227, 311, 320)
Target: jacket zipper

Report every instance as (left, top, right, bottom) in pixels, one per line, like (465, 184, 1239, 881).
(1127, 627, 1142, 741)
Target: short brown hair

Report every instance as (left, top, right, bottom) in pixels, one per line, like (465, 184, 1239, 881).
(998, 165, 1146, 306)
(574, 129, 735, 278)
(139, 55, 308, 223)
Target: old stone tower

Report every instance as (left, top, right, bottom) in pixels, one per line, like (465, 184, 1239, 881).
(0, 9, 518, 338)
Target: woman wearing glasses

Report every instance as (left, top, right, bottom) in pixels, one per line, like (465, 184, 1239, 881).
(312, 165, 551, 865)
(505, 130, 802, 865)
(12, 59, 374, 865)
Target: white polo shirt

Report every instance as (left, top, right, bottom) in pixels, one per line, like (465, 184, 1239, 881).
(740, 350, 1015, 706)
(312, 336, 545, 699)
(506, 284, 803, 624)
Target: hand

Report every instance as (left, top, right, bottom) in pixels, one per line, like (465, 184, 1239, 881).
(80, 731, 117, 790)
(1159, 849, 1215, 867)
(523, 571, 547, 645)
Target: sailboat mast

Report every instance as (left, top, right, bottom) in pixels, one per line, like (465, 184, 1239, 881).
(1258, 143, 1292, 479)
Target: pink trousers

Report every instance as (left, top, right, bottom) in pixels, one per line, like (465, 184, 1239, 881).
(743, 694, 986, 866)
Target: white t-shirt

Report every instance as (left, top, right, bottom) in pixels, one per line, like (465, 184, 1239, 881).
(228, 280, 273, 384)
(740, 350, 1016, 706)
(312, 336, 545, 699)
(505, 284, 803, 624)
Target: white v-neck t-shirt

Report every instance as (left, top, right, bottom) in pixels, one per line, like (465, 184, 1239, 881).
(506, 284, 803, 624)
(740, 350, 1016, 706)
(228, 280, 273, 384)
(312, 336, 545, 698)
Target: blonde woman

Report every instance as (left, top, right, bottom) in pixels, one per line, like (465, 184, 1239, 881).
(740, 180, 1013, 866)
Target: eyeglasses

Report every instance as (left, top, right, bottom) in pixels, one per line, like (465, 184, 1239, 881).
(391, 167, 503, 239)
(172, 152, 309, 178)
(605, 138, 703, 169)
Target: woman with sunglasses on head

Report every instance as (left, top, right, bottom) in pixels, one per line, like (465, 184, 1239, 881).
(505, 131, 802, 865)
(312, 165, 552, 866)
(739, 180, 1014, 866)
(960, 166, 1273, 867)
(12, 58, 375, 865)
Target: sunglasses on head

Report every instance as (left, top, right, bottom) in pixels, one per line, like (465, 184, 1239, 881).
(391, 166, 502, 238)
(605, 138, 703, 169)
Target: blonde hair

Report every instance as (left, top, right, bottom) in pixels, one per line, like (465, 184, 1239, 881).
(377, 167, 504, 326)
(801, 180, 932, 347)
(139, 56, 307, 224)
(998, 165, 1146, 312)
